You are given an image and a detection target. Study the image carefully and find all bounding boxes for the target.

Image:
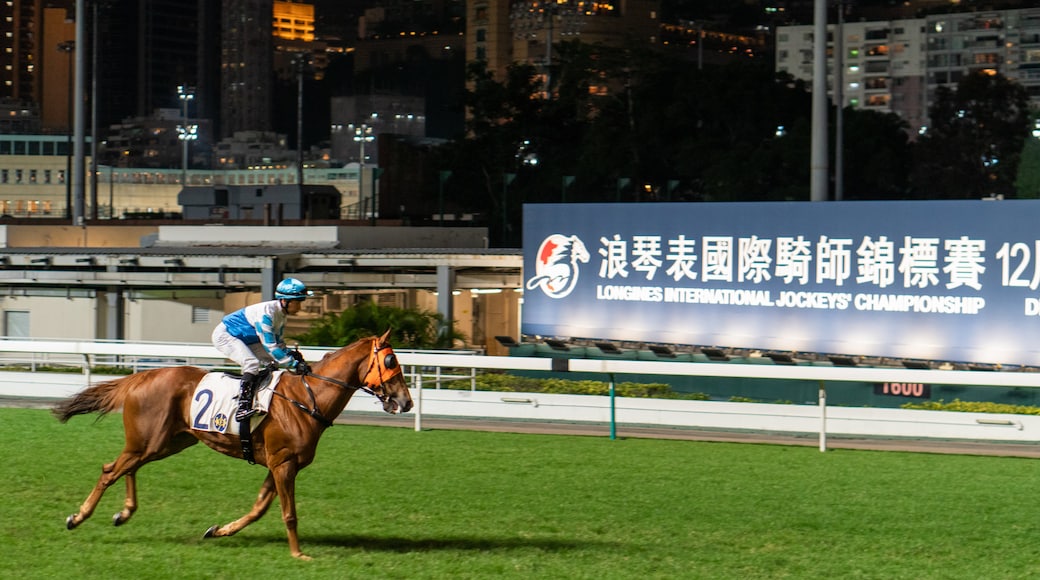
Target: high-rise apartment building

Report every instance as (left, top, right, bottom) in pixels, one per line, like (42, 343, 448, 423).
(274, 0, 315, 41)
(1, 0, 45, 104)
(467, 0, 660, 94)
(776, 7, 1040, 135)
(0, 2, 75, 132)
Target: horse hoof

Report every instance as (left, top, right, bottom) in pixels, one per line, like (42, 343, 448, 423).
(203, 525, 219, 539)
(112, 513, 125, 527)
(65, 515, 77, 530)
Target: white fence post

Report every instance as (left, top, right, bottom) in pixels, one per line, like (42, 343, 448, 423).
(819, 381, 827, 452)
(414, 372, 423, 432)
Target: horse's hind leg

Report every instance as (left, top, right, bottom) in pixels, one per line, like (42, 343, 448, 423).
(112, 471, 138, 526)
(203, 471, 277, 539)
(66, 433, 197, 529)
(66, 453, 143, 529)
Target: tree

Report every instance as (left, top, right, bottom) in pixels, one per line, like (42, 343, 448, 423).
(910, 72, 1030, 199)
(839, 108, 911, 199)
(291, 303, 465, 349)
(1015, 117, 1040, 199)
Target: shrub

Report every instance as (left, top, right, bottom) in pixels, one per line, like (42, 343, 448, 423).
(902, 399, 1040, 415)
(458, 371, 710, 400)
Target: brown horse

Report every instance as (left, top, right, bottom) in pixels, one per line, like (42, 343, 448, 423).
(53, 329, 412, 560)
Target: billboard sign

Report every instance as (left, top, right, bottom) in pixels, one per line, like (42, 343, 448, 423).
(522, 200, 1040, 366)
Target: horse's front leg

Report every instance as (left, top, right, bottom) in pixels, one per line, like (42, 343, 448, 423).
(270, 461, 307, 560)
(203, 472, 277, 539)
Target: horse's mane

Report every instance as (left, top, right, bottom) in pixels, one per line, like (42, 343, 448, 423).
(314, 335, 377, 367)
(556, 238, 575, 260)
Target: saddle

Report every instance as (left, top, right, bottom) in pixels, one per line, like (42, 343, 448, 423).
(189, 367, 281, 438)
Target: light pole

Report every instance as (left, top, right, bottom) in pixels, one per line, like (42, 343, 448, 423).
(58, 41, 74, 220)
(90, 0, 99, 219)
(810, 0, 829, 201)
(833, 0, 847, 201)
(502, 173, 516, 244)
(177, 85, 195, 186)
(295, 55, 307, 189)
(352, 124, 374, 221)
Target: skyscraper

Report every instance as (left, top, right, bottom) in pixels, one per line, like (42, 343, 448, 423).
(95, 1, 207, 129)
(222, 0, 275, 137)
(1, 1, 75, 132)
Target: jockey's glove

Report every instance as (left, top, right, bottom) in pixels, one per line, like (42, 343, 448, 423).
(291, 360, 311, 376)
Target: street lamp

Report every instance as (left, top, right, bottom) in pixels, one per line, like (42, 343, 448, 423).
(177, 124, 198, 184)
(177, 85, 195, 186)
(352, 124, 374, 221)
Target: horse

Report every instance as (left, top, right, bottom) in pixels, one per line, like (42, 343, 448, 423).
(52, 329, 413, 560)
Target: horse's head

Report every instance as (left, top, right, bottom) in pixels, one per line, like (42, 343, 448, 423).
(568, 236, 590, 264)
(360, 329, 413, 414)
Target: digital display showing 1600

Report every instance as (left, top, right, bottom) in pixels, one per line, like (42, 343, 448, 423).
(873, 382, 931, 398)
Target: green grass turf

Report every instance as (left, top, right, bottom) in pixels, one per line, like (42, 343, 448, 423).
(4, 406, 1040, 579)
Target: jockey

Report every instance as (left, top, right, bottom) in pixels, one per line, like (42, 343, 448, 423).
(212, 277, 313, 421)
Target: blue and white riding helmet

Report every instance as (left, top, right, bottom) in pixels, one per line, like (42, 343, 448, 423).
(275, 278, 313, 301)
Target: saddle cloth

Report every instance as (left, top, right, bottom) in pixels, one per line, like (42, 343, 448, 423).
(189, 371, 283, 436)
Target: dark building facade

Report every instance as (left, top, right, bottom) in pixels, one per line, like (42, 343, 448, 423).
(221, 0, 275, 137)
(95, 1, 213, 130)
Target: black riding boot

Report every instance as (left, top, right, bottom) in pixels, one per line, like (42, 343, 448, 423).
(235, 372, 258, 422)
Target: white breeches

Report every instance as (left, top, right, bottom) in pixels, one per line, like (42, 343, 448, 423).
(212, 322, 273, 375)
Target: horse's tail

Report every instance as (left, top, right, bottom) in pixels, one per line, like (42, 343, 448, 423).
(52, 375, 139, 423)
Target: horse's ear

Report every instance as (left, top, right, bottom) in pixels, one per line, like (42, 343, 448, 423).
(379, 328, 392, 345)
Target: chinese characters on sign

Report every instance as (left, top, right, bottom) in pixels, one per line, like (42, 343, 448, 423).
(594, 233, 999, 315)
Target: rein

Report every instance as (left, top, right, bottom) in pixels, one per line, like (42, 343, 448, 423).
(305, 371, 381, 399)
(271, 373, 376, 429)
(271, 379, 335, 429)
(272, 341, 399, 428)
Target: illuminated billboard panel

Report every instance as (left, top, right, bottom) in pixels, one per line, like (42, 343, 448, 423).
(522, 200, 1040, 366)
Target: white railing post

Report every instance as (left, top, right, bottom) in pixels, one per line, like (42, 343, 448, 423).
(414, 372, 423, 432)
(819, 381, 827, 452)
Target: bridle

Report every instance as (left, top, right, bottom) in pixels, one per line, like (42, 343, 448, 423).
(272, 339, 403, 428)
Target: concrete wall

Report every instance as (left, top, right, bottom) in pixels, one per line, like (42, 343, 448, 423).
(153, 225, 340, 248)
(125, 297, 225, 343)
(152, 224, 488, 249)
(0, 295, 97, 339)
(0, 224, 157, 248)
(0, 223, 489, 250)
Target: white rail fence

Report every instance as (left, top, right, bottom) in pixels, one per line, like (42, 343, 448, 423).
(2, 339, 1040, 450)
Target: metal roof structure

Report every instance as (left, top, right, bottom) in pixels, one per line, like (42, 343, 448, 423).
(0, 246, 524, 292)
